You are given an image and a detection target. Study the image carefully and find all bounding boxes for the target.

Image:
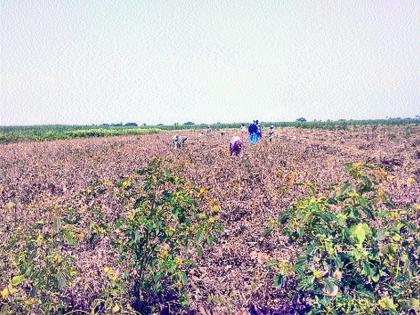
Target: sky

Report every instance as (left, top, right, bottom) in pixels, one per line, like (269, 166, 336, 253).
(1, 1, 419, 125)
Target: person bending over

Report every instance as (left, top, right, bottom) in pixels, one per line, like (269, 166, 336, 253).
(230, 136, 243, 156)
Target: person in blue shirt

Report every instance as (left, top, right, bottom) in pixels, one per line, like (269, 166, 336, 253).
(248, 121, 259, 144)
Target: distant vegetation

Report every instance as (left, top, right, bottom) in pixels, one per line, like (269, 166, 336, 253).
(147, 118, 419, 131)
(0, 125, 160, 144)
(64, 128, 160, 138)
(124, 122, 138, 127)
(0, 118, 418, 144)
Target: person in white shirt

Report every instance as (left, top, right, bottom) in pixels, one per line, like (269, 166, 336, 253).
(268, 125, 275, 142)
(172, 135, 187, 148)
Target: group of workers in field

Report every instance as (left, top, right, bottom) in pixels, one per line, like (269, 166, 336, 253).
(172, 121, 275, 157)
(230, 120, 274, 156)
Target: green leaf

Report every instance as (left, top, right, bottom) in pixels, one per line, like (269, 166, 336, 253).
(377, 210, 389, 218)
(206, 235, 215, 245)
(180, 292, 190, 308)
(319, 296, 330, 306)
(114, 217, 125, 228)
(352, 248, 364, 260)
(344, 163, 353, 173)
(349, 223, 371, 245)
(359, 196, 368, 207)
(327, 197, 338, 205)
(338, 182, 351, 197)
(319, 211, 336, 223)
(378, 296, 397, 311)
(274, 274, 283, 288)
(278, 212, 289, 224)
(371, 273, 380, 282)
(262, 227, 272, 237)
(325, 241, 334, 256)
(266, 259, 277, 269)
(392, 234, 401, 241)
(361, 261, 373, 276)
(179, 271, 188, 285)
(133, 196, 146, 209)
(11, 275, 23, 286)
(359, 176, 373, 193)
(62, 228, 78, 245)
(195, 226, 204, 242)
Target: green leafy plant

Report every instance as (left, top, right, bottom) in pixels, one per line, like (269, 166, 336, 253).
(1, 209, 79, 314)
(111, 158, 223, 313)
(274, 163, 419, 314)
(86, 265, 134, 315)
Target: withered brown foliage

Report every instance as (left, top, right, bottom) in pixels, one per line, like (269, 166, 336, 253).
(0, 126, 419, 313)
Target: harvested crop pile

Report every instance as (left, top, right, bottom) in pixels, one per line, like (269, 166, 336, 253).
(0, 126, 419, 313)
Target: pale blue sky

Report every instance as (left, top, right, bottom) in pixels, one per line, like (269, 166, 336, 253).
(1, 1, 419, 125)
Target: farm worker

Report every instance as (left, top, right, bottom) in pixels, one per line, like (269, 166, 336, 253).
(240, 124, 247, 140)
(229, 136, 243, 156)
(172, 135, 180, 148)
(248, 121, 259, 144)
(256, 120, 262, 140)
(268, 125, 275, 142)
(172, 135, 187, 148)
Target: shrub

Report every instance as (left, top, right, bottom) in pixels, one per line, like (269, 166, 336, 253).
(274, 163, 419, 314)
(0, 208, 79, 314)
(111, 158, 223, 313)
